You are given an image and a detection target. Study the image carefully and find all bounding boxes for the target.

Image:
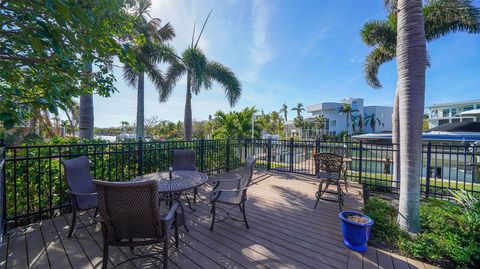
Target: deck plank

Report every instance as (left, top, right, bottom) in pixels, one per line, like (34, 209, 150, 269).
(41, 218, 72, 269)
(25, 223, 50, 268)
(6, 227, 28, 268)
(347, 250, 363, 269)
(0, 235, 8, 269)
(376, 249, 394, 269)
(363, 247, 379, 269)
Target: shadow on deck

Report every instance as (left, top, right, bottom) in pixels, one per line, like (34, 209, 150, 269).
(0, 170, 437, 269)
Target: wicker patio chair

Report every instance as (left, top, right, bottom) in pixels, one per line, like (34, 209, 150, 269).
(210, 157, 256, 231)
(313, 153, 344, 211)
(61, 156, 98, 238)
(94, 180, 179, 269)
(328, 146, 351, 192)
(172, 149, 198, 206)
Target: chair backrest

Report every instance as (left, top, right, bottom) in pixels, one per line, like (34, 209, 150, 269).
(238, 156, 256, 189)
(172, 149, 196, 171)
(314, 153, 343, 175)
(61, 156, 95, 194)
(93, 180, 163, 241)
(328, 146, 350, 158)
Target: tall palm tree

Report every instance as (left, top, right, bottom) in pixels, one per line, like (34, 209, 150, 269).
(396, 0, 427, 233)
(162, 12, 241, 141)
(291, 103, 305, 118)
(364, 113, 382, 133)
(79, 61, 94, 139)
(339, 104, 358, 134)
(122, 0, 175, 140)
(362, 0, 480, 186)
(279, 103, 288, 121)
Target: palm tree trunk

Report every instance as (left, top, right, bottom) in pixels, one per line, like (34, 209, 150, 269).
(396, 0, 426, 233)
(184, 72, 193, 141)
(136, 72, 145, 140)
(79, 61, 94, 140)
(392, 90, 400, 188)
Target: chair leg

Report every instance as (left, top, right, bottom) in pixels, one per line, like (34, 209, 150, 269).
(129, 238, 134, 251)
(185, 194, 193, 210)
(163, 239, 169, 269)
(68, 210, 76, 238)
(193, 187, 198, 204)
(93, 207, 98, 218)
(210, 204, 216, 231)
(241, 202, 249, 229)
(102, 242, 109, 269)
(174, 212, 179, 248)
(336, 180, 343, 211)
(314, 179, 328, 209)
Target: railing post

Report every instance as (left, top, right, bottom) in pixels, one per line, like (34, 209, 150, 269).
(200, 138, 205, 173)
(425, 141, 432, 197)
(244, 139, 248, 162)
(0, 139, 6, 237)
(226, 138, 231, 172)
(289, 137, 294, 173)
(267, 138, 272, 170)
(137, 138, 143, 176)
(358, 140, 363, 184)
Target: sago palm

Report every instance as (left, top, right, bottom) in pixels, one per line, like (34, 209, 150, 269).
(122, 0, 176, 140)
(161, 13, 241, 141)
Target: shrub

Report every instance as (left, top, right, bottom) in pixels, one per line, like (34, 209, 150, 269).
(364, 193, 480, 268)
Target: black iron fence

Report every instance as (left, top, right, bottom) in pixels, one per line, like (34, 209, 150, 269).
(0, 138, 478, 231)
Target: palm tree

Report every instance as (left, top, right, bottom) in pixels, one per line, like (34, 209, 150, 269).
(122, 0, 175, 140)
(212, 111, 238, 139)
(162, 12, 242, 141)
(395, 0, 427, 233)
(364, 113, 382, 133)
(291, 103, 305, 118)
(79, 61, 94, 139)
(361, 0, 480, 187)
(279, 103, 288, 121)
(339, 104, 358, 134)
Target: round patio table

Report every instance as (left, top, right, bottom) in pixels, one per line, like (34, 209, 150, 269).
(133, 170, 209, 232)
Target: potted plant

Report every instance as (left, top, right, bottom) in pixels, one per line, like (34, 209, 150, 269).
(338, 211, 374, 252)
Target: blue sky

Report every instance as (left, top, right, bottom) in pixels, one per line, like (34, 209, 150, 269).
(90, 0, 480, 127)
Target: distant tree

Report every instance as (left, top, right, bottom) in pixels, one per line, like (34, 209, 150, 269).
(339, 104, 358, 134)
(364, 113, 382, 133)
(291, 103, 305, 118)
(279, 103, 289, 121)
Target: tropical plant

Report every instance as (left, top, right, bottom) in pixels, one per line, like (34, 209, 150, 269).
(339, 103, 358, 134)
(279, 103, 289, 121)
(361, 0, 480, 191)
(0, 0, 138, 130)
(365, 113, 382, 132)
(395, 0, 427, 233)
(162, 12, 242, 140)
(291, 103, 305, 118)
(121, 0, 176, 140)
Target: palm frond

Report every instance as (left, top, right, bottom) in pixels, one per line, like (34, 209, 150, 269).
(161, 60, 186, 102)
(363, 46, 395, 88)
(122, 65, 138, 88)
(361, 20, 396, 47)
(424, 0, 480, 41)
(155, 22, 176, 43)
(182, 47, 208, 94)
(206, 61, 242, 106)
(144, 60, 164, 92)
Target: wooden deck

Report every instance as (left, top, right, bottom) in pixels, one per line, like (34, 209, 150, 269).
(0, 170, 438, 269)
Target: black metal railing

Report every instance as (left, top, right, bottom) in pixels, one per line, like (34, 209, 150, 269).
(1, 138, 479, 231)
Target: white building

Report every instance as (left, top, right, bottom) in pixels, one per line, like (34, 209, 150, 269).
(428, 99, 480, 128)
(285, 97, 393, 138)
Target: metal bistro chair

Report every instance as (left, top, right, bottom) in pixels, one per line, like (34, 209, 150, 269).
(61, 156, 98, 238)
(94, 180, 179, 269)
(172, 149, 198, 208)
(314, 153, 344, 211)
(210, 156, 256, 231)
(328, 146, 351, 192)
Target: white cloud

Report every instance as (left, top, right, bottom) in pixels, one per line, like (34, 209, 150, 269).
(246, 0, 274, 81)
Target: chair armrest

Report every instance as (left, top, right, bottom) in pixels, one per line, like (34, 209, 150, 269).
(161, 201, 180, 231)
(69, 191, 97, 197)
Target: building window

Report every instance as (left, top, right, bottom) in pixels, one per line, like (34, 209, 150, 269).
(464, 106, 474, 111)
(451, 118, 460, 123)
(451, 108, 457, 116)
(439, 119, 449, 125)
(462, 118, 474, 122)
(330, 120, 336, 127)
(442, 109, 449, 117)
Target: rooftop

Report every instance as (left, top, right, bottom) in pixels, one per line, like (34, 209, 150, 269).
(428, 99, 480, 108)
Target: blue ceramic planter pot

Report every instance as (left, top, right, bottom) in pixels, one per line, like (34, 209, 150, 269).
(339, 211, 374, 252)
